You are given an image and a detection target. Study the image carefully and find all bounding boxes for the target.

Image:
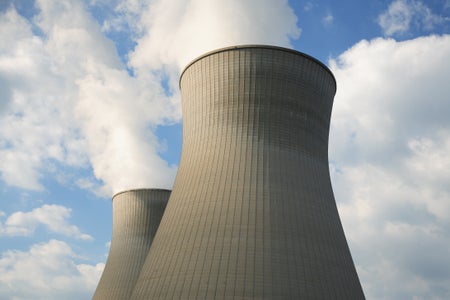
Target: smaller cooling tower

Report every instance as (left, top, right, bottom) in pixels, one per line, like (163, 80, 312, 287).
(93, 189, 170, 300)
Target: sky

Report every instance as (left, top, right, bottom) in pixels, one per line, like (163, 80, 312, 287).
(0, 0, 449, 299)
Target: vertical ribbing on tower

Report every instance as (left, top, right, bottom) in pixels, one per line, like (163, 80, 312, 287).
(93, 189, 170, 300)
(132, 45, 364, 299)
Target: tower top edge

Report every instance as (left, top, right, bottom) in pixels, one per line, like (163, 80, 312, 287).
(112, 188, 172, 200)
(179, 44, 336, 88)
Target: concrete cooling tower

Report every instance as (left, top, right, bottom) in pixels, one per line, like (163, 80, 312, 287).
(93, 189, 170, 300)
(130, 46, 365, 299)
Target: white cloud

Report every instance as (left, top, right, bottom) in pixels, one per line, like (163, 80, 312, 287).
(0, 0, 301, 196)
(0, 1, 177, 196)
(378, 0, 447, 36)
(303, 2, 315, 12)
(0, 7, 85, 190)
(0, 204, 93, 240)
(322, 11, 334, 27)
(35, 0, 180, 195)
(0, 239, 104, 300)
(329, 34, 450, 299)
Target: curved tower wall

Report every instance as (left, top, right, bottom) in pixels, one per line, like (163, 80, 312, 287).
(93, 189, 170, 300)
(132, 46, 364, 299)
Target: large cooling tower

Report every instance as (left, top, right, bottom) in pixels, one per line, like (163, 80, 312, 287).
(93, 189, 170, 300)
(132, 46, 364, 299)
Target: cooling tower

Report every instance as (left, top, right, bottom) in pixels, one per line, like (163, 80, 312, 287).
(131, 45, 364, 299)
(93, 189, 170, 300)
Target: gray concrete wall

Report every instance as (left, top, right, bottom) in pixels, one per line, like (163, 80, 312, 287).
(93, 189, 170, 300)
(131, 46, 364, 299)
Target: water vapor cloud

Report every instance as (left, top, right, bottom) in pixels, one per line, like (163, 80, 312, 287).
(0, 0, 301, 196)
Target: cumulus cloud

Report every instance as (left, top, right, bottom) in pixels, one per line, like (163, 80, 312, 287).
(378, 0, 448, 36)
(0, 239, 104, 300)
(0, 204, 93, 240)
(0, 1, 177, 195)
(0, 0, 301, 196)
(0, 7, 85, 190)
(329, 34, 450, 299)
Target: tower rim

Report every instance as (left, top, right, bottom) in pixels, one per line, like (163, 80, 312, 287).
(179, 44, 336, 90)
(112, 188, 172, 201)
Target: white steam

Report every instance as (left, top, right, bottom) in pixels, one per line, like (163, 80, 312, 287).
(0, 0, 301, 196)
(128, 0, 300, 73)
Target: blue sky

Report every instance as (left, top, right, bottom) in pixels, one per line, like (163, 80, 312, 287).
(0, 0, 449, 299)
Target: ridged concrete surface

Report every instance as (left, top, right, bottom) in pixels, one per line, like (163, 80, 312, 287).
(131, 46, 364, 299)
(93, 189, 170, 300)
